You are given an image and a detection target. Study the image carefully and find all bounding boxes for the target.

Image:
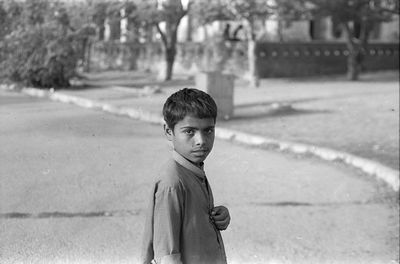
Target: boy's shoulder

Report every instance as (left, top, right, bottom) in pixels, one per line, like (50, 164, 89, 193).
(154, 158, 187, 191)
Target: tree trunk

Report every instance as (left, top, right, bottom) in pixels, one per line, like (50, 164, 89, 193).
(165, 46, 176, 81)
(248, 39, 259, 87)
(245, 19, 259, 88)
(277, 20, 284, 42)
(358, 20, 372, 73)
(128, 44, 137, 71)
(84, 40, 92, 73)
(203, 25, 209, 41)
(347, 46, 360, 81)
(156, 22, 177, 81)
(98, 26, 104, 41)
(155, 0, 187, 81)
(343, 23, 361, 81)
(186, 13, 192, 42)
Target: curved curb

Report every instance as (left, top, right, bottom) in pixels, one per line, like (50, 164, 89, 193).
(2, 85, 399, 191)
(215, 128, 399, 191)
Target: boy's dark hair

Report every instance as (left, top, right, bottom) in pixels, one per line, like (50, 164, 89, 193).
(163, 88, 218, 129)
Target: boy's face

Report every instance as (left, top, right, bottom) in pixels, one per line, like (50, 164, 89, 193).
(165, 115, 215, 166)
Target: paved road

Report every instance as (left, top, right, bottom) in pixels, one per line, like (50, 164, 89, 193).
(75, 70, 400, 170)
(0, 90, 398, 264)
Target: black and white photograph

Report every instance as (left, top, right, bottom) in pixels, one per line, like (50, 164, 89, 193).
(0, 0, 399, 263)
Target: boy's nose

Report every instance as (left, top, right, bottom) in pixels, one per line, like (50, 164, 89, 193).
(194, 132, 206, 146)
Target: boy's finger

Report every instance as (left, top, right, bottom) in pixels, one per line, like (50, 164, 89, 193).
(214, 220, 227, 227)
(214, 221, 228, 230)
(212, 206, 226, 213)
(214, 218, 229, 226)
(212, 213, 227, 221)
(213, 208, 227, 215)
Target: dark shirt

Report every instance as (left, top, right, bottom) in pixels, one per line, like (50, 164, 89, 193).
(141, 151, 227, 264)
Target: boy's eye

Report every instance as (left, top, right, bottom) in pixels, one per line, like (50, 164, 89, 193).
(206, 128, 215, 134)
(184, 129, 194, 135)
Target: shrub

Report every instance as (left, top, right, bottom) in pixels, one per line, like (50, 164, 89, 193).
(0, 22, 81, 88)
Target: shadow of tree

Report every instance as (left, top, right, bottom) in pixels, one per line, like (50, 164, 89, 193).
(251, 201, 371, 207)
(230, 99, 333, 121)
(65, 70, 195, 91)
(0, 210, 141, 219)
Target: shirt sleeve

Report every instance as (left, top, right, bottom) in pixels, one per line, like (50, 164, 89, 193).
(153, 186, 184, 264)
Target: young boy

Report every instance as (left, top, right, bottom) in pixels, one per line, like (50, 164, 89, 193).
(141, 88, 230, 264)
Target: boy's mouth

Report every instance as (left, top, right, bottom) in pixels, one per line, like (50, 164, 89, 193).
(191, 149, 209, 156)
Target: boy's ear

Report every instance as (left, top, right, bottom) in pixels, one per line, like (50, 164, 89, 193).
(163, 124, 173, 141)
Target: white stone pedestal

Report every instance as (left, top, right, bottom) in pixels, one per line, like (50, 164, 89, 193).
(195, 71, 234, 120)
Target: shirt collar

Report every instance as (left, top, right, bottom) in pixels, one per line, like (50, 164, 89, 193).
(172, 150, 206, 179)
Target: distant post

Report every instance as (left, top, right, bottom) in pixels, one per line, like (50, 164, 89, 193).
(196, 71, 234, 120)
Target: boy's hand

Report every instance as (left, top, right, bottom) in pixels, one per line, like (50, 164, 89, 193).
(211, 206, 230, 231)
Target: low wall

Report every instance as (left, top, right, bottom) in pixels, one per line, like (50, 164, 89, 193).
(89, 41, 248, 78)
(255, 42, 399, 77)
(89, 41, 399, 78)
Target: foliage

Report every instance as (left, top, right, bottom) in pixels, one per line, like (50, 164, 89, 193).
(130, 0, 188, 35)
(225, 0, 274, 20)
(0, 0, 96, 88)
(226, 0, 274, 40)
(191, 0, 275, 42)
(23, 0, 50, 25)
(1, 24, 72, 88)
(305, 0, 399, 21)
(91, 1, 108, 40)
(272, 0, 309, 21)
(0, 2, 7, 39)
(190, 0, 234, 26)
(0, 0, 23, 39)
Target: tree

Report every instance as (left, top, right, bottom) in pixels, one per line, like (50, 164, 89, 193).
(191, 0, 232, 27)
(0, 0, 95, 88)
(0, 2, 8, 39)
(302, 0, 399, 80)
(192, 0, 273, 87)
(272, 0, 309, 41)
(0, 0, 24, 40)
(158, 0, 190, 80)
(123, 1, 141, 42)
(130, 0, 190, 81)
(225, 0, 274, 87)
(92, 1, 109, 41)
(106, 1, 123, 40)
(190, 0, 234, 71)
(60, 0, 97, 72)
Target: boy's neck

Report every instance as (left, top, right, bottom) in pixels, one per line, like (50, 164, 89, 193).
(184, 156, 204, 169)
(193, 160, 204, 169)
(172, 151, 206, 176)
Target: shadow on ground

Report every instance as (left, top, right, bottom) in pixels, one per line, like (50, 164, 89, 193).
(283, 71, 399, 83)
(232, 106, 332, 121)
(0, 210, 141, 219)
(231, 99, 332, 121)
(69, 71, 195, 91)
